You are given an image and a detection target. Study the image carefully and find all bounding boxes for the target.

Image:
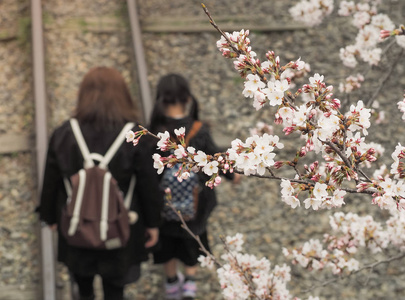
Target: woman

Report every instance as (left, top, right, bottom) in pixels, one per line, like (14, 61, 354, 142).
(39, 67, 162, 300)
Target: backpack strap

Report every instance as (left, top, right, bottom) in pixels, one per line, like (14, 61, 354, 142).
(184, 121, 203, 146)
(68, 169, 87, 237)
(70, 119, 135, 169)
(70, 118, 94, 168)
(124, 175, 136, 210)
(99, 122, 135, 169)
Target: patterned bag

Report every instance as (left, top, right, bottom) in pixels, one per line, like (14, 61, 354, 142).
(161, 121, 202, 221)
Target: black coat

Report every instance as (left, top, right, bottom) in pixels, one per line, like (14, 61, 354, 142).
(39, 120, 163, 278)
(154, 116, 233, 238)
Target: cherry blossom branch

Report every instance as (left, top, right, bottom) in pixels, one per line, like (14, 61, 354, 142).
(322, 138, 373, 183)
(237, 170, 376, 195)
(365, 48, 404, 107)
(139, 125, 158, 138)
(122, 3, 405, 299)
(219, 236, 263, 300)
(302, 252, 405, 293)
(322, 139, 354, 171)
(201, 3, 268, 82)
(165, 188, 293, 299)
(163, 190, 222, 268)
(339, 39, 398, 108)
(201, 4, 241, 56)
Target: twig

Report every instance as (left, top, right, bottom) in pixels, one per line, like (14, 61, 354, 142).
(166, 192, 264, 299)
(201, 3, 242, 56)
(362, 39, 396, 79)
(357, 168, 372, 183)
(139, 125, 159, 139)
(164, 193, 222, 268)
(292, 161, 302, 180)
(322, 139, 353, 170)
(365, 48, 404, 107)
(233, 170, 376, 195)
(302, 252, 405, 293)
(201, 3, 267, 82)
(219, 236, 263, 300)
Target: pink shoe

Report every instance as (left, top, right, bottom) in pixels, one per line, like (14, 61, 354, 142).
(164, 272, 184, 300)
(182, 279, 197, 300)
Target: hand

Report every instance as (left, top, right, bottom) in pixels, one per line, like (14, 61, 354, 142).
(145, 227, 159, 248)
(233, 173, 242, 185)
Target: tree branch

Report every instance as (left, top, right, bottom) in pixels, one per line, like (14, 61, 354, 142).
(365, 48, 404, 108)
(164, 193, 222, 268)
(302, 252, 405, 293)
(234, 170, 376, 195)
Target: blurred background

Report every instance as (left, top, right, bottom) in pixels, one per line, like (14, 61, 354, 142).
(1, 0, 405, 299)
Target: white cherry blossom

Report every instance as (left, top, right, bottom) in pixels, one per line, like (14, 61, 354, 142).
(194, 150, 208, 167)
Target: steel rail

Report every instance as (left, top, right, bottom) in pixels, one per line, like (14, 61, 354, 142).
(126, 0, 153, 125)
(31, 0, 56, 299)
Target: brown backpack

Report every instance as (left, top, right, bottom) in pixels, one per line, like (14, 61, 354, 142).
(60, 119, 136, 250)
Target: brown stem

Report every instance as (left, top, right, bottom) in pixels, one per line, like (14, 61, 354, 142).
(219, 236, 263, 300)
(365, 48, 404, 107)
(234, 170, 376, 195)
(201, 3, 267, 82)
(321, 140, 351, 167)
(165, 194, 222, 268)
(139, 125, 159, 139)
(201, 3, 242, 56)
(302, 252, 405, 293)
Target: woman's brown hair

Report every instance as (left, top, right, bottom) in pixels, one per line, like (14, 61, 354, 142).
(74, 66, 137, 128)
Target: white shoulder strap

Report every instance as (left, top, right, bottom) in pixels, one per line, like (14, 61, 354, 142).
(124, 175, 136, 209)
(70, 119, 94, 168)
(99, 122, 135, 169)
(70, 119, 135, 169)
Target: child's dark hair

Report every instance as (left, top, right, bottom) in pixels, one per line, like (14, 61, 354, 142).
(149, 73, 199, 133)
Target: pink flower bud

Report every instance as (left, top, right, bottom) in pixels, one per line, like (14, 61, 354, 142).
(283, 127, 294, 135)
(214, 176, 222, 186)
(299, 147, 307, 157)
(331, 98, 341, 109)
(274, 114, 283, 125)
(379, 29, 391, 40)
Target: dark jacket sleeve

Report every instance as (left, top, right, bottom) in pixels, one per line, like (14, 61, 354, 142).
(134, 136, 163, 228)
(39, 132, 64, 225)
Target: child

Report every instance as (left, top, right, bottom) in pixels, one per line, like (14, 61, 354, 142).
(149, 73, 237, 300)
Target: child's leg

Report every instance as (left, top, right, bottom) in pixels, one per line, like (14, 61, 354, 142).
(163, 259, 184, 299)
(182, 265, 198, 299)
(180, 232, 210, 299)
(164, 258, 178, 279)
(184, 265, 197, 277)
